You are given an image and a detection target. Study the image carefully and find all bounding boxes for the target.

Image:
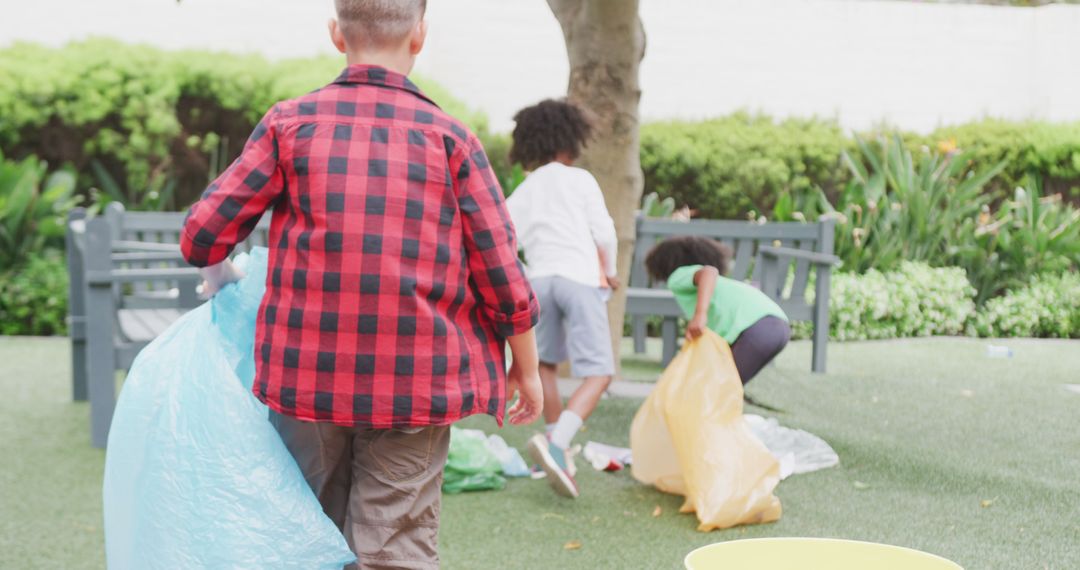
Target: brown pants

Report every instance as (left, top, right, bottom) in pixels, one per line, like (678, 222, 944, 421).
(270, 412, 451, 570)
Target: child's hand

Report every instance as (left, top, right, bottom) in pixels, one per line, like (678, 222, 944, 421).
(506, 361, 543, 425)
(686, 314, 707, 342)
(605, 275, 622, 291)
(200, 260, 244, 297)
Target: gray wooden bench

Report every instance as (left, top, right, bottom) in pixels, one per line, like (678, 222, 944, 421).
(625, 217, 838, 373)
(66, 203, 269, 448)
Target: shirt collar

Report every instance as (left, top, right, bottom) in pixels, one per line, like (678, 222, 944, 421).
(333, 64, 438, 108)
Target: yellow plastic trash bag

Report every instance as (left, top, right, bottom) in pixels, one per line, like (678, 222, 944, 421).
(631, 330, 782, 531)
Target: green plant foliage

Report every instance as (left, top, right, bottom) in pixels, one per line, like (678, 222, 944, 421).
(639, 113, 1080, 221)
(915, 119, 1080, 201)
(776, 137, 1079, 304)
(641, 191, 676, 218)
(778, 134, 1005, 274)
(0, 151, 79, 269)
(958, 179, 1080, 304)
(793, 262, 977, 341)
(0, 39, 486, 209)
(0, 251, 69, 336)
(640, 113, 851, 219)
(973, 272, 1080, 338)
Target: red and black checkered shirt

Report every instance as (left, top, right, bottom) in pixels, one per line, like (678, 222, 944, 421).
(181, 65, 539, 428)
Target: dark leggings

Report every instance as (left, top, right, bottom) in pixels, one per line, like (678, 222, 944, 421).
(731, 316, 791, 385)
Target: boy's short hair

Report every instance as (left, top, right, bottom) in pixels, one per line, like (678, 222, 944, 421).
(510, 99, 593, 171)
(335, 0, 426, 48)
(644, 236, 732, 282)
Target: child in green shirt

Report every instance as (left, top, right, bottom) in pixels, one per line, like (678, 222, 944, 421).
(645, 236, 791, 384)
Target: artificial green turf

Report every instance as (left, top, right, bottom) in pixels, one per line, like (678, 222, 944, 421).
(1, 336, 1078, 569)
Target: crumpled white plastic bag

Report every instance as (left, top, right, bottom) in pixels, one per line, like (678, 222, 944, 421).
(103, 248, 355, 569)
(744, 414, 840, 480)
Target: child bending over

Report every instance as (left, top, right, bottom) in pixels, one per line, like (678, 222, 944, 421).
(645, 236, 790, 384)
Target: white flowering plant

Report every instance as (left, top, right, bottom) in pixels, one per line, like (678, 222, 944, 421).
(973, 273, 1080, 338)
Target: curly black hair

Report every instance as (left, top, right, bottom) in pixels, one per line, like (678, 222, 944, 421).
(509, 99, 593, 170)
(644, 236, 732, 282)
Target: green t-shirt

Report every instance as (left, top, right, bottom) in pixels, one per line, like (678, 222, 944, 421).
(666, 264, 788, 344)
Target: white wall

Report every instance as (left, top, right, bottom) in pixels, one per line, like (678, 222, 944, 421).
(4, 0, 1080, 133)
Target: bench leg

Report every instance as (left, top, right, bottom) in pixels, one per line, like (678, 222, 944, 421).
(86, 285, 117, 448)
(72, 335, 88, 401)
(811, 268, 831, 374)
(632, 316, 646, 354)
(661, 317, 678, 367)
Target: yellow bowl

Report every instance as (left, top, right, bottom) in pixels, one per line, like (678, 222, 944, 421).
(685, 538, 963, 570)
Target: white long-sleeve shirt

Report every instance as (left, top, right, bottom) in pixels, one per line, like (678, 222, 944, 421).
(505, 162, 618, 287)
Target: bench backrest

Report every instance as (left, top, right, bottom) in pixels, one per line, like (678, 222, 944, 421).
(629, 217, 835, 321)
(67, 203, 271, 324)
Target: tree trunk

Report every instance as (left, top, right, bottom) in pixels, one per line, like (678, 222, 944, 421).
(547, 0, 646, 377)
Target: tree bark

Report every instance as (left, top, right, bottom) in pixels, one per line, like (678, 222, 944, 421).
(547, 0, 645, 376)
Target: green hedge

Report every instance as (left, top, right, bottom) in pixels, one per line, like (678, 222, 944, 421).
(974, 273, 1080, 338)
(791, 264, 1080, 341)
(0, 251, 68, 336)
(0, 40, 486, 209)
(912, 119, 1080, 201)
(641, 115, 1080, 219)
(640, 113, 851, 220)
(792, 262, 977, 341)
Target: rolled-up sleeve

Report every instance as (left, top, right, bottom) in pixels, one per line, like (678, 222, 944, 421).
(452, 135, 539, 337)
(181, 106, 284, 267)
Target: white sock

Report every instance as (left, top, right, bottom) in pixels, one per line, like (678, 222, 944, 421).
(545, 423, 557, 436)
(550, 410, 583, 450)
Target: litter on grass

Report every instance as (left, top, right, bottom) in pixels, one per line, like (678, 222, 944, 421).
(744, 414, 840, 480)
(582, 441, 630, 472)
(443, 428, 506, 493)
(486, 433, 531, 477)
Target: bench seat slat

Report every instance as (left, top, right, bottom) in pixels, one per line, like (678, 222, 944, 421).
(118, 308, 183, 342)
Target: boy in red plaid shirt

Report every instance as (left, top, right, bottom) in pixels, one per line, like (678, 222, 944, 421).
(181, 1, 543, 567)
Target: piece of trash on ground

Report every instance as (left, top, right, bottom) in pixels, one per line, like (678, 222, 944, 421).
(986, 344, 1013, 359)
(582, 441, 627, 472)
(1064, 384, 1080, 395)
(744, 414, 840, 480)
(443, 428, 506, 493)
(585, 441, 632, 465)
(564, 540, 583, 551)
(853, 481, 870, 490)
(981, 497, 998, 508)
(486, 434, 531, 477)
(652, 505, 663, 517)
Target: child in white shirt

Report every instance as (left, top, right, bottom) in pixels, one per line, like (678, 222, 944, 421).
(505, 100, 619, 499)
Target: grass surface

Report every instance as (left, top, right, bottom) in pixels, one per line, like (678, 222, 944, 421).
(1, 336, 1078, 569)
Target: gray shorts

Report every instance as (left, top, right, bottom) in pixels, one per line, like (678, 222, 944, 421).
(532, 275, 615, 378)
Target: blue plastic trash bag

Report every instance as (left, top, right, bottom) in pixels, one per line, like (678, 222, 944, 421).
(103, 248, 355, 569)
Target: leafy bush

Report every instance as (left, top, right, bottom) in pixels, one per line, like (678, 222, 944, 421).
(793, 262, 977, 341)
(973, 273, 1080, 338)
(0, 151, 79, 269)
(639, 114, 1080, 221)
(775, 134, 1004, 273)
(640, 113, 851, 219)
(0, 39, 486, 209)
(959, 180, 1080, 304)
(774, 136, 1079, 304)
(918, 119, 1080, 201)
(0, 251, 69, 336)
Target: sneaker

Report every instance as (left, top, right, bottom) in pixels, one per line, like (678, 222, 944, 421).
(526, 434, 580, 498)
